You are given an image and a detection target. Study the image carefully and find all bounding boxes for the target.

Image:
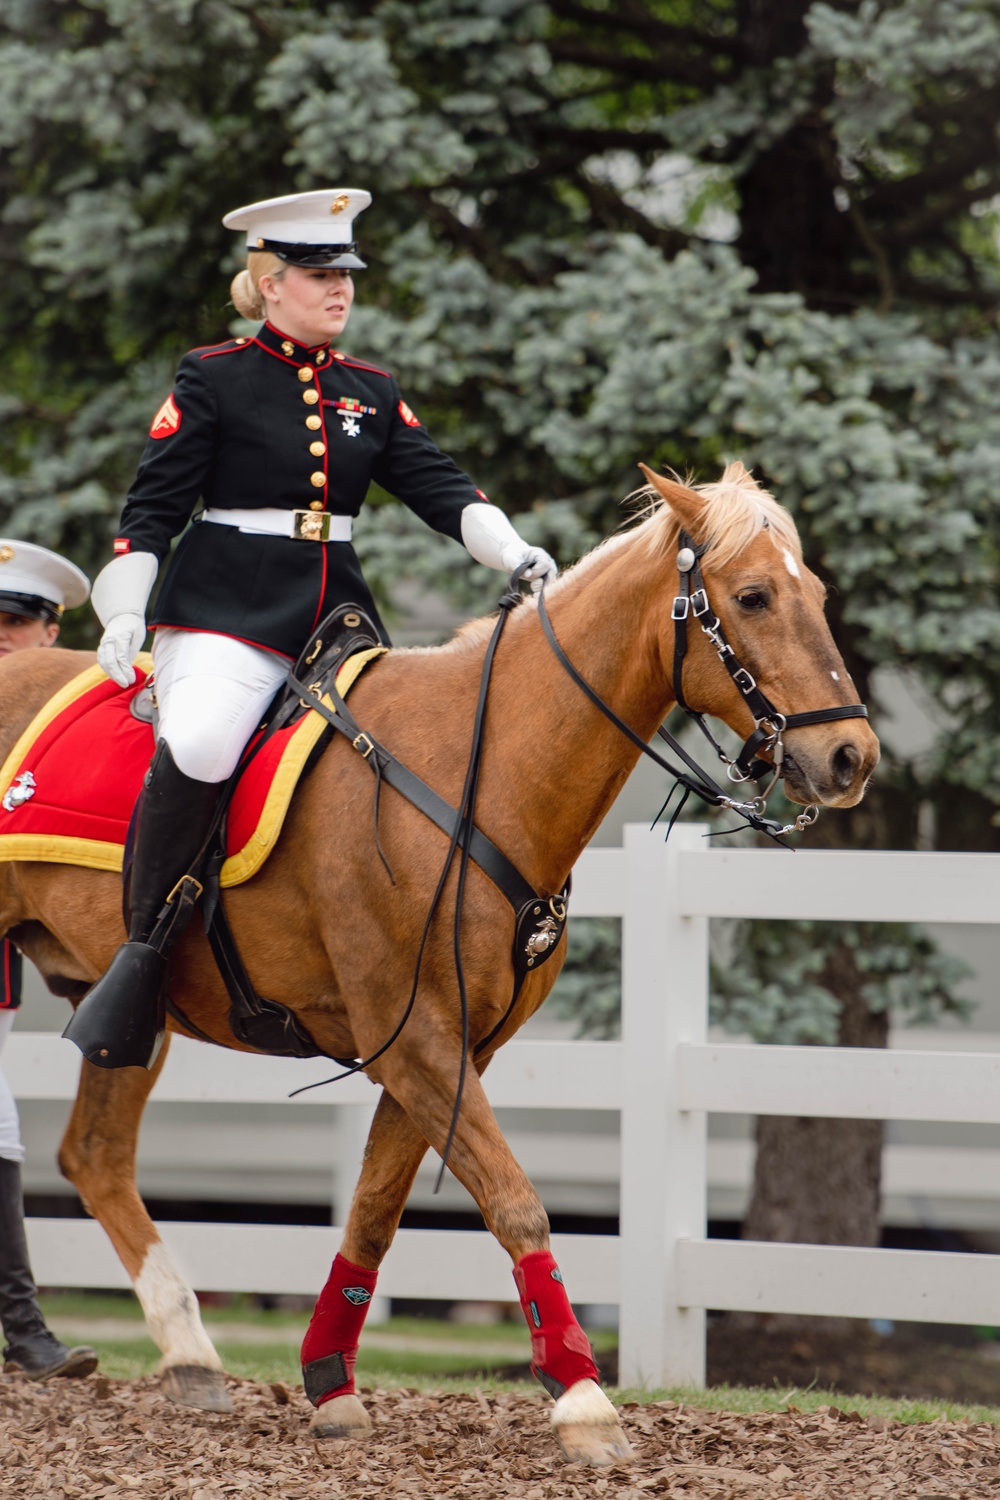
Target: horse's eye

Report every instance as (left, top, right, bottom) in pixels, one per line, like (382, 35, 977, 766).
(736, 591, 768, 611)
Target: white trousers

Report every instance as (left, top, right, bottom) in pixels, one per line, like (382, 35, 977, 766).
(0, 1010, 24, 1164)
(152, 628, 290, 783)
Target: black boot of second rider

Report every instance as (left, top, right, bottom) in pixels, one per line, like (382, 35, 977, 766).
(0, 1158, 98, 1380)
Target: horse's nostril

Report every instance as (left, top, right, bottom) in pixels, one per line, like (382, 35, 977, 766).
(832, 742, 861, 788)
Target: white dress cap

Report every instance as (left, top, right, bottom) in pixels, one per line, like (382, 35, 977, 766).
(223, 189, 372, 268)
(0, 540, 90, 620)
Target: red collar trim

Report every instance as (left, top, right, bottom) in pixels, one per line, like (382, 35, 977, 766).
(326, 351, 392, 378)
(258, 322, 331, 359)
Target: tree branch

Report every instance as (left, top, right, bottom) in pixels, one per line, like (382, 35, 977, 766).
(547, 35, 731, 92)
(880, 169, 1000, 246)
(546, 0, 741, 58)
(570, 170, 690, 256)
(532, 122, 675, 155)
(409, 188, 533, 283)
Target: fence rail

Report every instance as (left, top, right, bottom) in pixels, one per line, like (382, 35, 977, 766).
(13, 823, 1000, 1387)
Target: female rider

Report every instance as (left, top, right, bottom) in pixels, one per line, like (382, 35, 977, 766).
(65, 189, 556, 1072)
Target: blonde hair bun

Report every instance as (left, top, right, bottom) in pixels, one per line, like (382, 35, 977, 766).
(230, 268, 264, 321)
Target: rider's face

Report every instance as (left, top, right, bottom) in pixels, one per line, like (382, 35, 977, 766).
(0, 613, 59, 657)
(260, 265, 355, 346)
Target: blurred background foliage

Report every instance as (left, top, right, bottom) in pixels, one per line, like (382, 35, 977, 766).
(3, 0, 999, 1085)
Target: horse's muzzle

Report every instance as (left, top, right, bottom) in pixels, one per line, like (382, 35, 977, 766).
(781, 731, 879, 809)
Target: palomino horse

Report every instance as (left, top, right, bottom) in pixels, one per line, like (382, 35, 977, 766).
(0, 466, 877, 1465)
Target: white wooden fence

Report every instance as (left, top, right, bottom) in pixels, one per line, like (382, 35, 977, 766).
(10, 822, 1000, 1388)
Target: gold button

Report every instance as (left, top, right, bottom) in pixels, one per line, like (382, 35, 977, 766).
(297, 367, 313, 383)
(281, 341, 294, 356)
(309, 440, 326, 456)
(310, 471, 325, 488)
(235, 337, 247, 345)
(305, 414, 322, 430)
(310, 501, 324, 511)
(316, 351, 325, 363)
(303, 389, 319, 405)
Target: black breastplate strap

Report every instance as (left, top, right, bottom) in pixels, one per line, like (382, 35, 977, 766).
(287, 670, 539, 912)
(284, 668, 569, 1014)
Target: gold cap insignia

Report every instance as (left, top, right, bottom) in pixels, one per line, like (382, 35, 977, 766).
(330, 194, 350, 215)
(0, 547, 14, 564)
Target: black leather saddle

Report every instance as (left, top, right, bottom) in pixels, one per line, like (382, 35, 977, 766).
(266, 603, 384, 736)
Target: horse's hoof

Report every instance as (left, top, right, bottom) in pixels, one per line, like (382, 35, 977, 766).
(309, 1393, 373, 1440)
(161, 1364, 232, 1414)
(551, 1379, 632, 1467)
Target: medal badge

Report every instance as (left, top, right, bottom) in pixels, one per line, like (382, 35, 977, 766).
(327, 396, 376, 439)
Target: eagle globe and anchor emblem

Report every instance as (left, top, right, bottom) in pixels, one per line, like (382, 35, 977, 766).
(2, 771, 36, 812)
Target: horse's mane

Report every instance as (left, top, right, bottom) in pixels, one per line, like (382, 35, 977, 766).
(578, 460, 801, 578)
(409, 462, 800, 658)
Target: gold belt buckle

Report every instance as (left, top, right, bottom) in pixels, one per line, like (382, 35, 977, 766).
(292, 510, 331, 542)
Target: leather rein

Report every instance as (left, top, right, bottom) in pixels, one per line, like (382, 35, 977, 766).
(281, 539, 867, 1165)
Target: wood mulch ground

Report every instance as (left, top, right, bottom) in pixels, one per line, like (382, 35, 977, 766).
(3, 1372, 1000, 1499)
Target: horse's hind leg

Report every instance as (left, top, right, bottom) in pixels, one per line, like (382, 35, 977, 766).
(377, 1056, 631, 1467)
(57, 1037, 230, 1413)
(303, 1088, 428, 1441)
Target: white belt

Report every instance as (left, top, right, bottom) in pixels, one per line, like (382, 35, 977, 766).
(202, 507, 352, 542)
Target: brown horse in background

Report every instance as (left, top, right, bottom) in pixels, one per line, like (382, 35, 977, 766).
(0, 466, 878, 1465)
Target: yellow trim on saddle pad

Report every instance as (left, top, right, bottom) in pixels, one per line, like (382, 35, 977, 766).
(0, 646, 386, 883)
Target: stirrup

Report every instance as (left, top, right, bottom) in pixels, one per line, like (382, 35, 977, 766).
(63, 942, 167, 1070)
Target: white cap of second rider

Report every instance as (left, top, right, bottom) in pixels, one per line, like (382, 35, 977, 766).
(0, 540, 90, 622)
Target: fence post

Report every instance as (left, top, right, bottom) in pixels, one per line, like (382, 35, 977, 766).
(618, 821, 708, 1389)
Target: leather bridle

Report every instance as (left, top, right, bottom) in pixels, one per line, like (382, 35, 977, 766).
(536, 531, 870, 843)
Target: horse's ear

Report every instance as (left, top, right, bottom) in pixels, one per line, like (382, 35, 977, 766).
(638, 464, 707, 536)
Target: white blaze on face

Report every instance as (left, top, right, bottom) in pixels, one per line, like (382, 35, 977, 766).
(782, 548, 800, 578)
(134, 1240, 223, 1371)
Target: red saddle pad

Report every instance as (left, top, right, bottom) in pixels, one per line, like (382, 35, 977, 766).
(0, 650, 383, 888)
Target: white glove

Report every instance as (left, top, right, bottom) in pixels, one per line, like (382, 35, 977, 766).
(460, 501, 558, 593)
(92, 551, 158, 688)
(97, 614, 148, 688)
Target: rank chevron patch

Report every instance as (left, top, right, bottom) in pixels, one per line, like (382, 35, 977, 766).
(150, 393, 182, 439)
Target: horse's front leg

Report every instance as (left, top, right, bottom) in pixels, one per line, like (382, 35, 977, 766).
(377, 1054, 631, 1468)
(57, 1037, 230, 1413)
(303, 1088, 428, 1440)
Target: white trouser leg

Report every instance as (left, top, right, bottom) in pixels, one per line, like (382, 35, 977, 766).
(0, 1012, 25, 1165)
(152, 629, 289, 783)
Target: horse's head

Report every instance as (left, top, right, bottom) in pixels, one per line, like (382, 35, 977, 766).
(639, 462, 879, 809)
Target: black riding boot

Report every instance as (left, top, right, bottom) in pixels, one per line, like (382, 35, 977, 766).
(0, 1157, 98, 1380)
(64, 742, 223, 1070)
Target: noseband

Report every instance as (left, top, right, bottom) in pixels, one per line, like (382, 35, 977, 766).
(536, 533, 869, 843)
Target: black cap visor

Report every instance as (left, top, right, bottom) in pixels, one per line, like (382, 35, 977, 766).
(0, 592, 60, 622)
(261, 239, 367, 270)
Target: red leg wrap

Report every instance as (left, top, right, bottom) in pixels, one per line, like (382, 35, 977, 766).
(300, 1254, 378, 1408)
(513, 1249, 598, 1399)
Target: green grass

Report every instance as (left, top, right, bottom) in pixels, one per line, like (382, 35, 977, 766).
(615, 1384, 1000, 1427)
(35, 1294, 1000, 1426)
